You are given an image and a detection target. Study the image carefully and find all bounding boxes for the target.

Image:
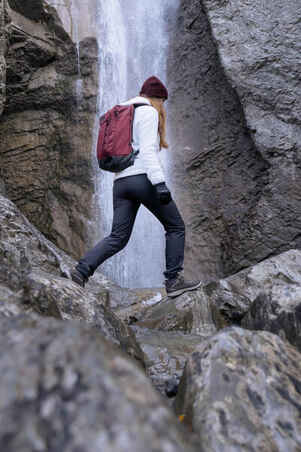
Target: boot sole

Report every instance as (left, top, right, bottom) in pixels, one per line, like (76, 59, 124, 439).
(166, 281, 202, 298)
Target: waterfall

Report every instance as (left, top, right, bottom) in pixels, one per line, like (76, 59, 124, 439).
(94, 0, 179, 289)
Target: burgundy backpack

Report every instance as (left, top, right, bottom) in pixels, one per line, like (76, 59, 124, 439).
(96, 103, 151, 172)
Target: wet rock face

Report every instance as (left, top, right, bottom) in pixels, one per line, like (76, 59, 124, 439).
(0, 0, 98, 259)
(201, 0, 301, 275)
(167, 0, 268, 281)
(0, 315, 197, 452)
(175, 327, 301, 451)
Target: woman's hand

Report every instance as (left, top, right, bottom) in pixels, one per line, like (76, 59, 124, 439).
(154, 182, 172, 204)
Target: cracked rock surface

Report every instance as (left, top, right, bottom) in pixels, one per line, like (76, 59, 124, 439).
(175, 326, 301, 451)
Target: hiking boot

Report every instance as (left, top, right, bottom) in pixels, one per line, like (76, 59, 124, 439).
(165, 272, 201, 298)
(71, 268, 88, 288)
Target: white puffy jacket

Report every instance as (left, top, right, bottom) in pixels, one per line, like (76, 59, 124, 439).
(114, 96, 166, 185)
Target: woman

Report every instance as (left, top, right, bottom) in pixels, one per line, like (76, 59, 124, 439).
(71, 76, 201, 297)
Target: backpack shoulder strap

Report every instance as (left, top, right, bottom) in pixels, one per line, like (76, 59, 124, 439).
(133, 103, 153, 109)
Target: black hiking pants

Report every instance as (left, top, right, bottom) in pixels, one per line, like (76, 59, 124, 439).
(76, 174, 185, 280)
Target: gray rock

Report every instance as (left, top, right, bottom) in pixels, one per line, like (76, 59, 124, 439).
(167, 0, 301, 283)
(242, 290, 301, 352)
(0, 298, 22, 318)
(0, 193, 140, 309)
(114, 289, 166, 323)
(166, 0, 267, 282)
(175, 327, 301, 451)
(136, 287, 216, 336)
(199, 250, 301, 346)
(0, 1, 99, 260)
(133, 328, 206, 397)
(0, 314, 198, 452)
(201, 0, 301, 275)
(0, 194, 145, 363)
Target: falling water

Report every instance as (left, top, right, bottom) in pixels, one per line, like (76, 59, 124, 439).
(71, 0, 83, 99)
(94, 0, 179, 288)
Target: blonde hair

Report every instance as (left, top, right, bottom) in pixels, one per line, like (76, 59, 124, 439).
(142, 96, 169, 149)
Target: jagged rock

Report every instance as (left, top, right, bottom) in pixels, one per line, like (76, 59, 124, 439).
(0, 314, 198, 452)
(200, 250, 301, 349)
(0, 193, 139, 309)
(201, 0, 301, 275)
(175, 327, 301, 451)
(127, 288, 216, 400)
(135, 287, 216, 336)
(8, 0, 71, 44)
(240, 250, 301, 351)
(242, 291, 301, 353)
(0, 194, 144, 363)
(132, 328, 206, 397)
(0, 0, 99, 259)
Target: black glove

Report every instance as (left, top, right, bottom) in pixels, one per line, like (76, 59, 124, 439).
(154, 182, 172, 205)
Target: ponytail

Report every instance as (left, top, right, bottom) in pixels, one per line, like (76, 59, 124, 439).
(142, 96, 169, 149)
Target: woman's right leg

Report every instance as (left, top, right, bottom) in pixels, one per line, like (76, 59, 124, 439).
(75, 178, 140, 280)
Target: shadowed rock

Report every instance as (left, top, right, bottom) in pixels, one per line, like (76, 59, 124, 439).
(175, 327, 301, 451)
(0, 314, 199, 452)
(132, 328, 206, 398)
(166, 0, 267, 282)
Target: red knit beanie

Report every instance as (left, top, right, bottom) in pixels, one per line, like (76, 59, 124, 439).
(140, 76, 168, 100)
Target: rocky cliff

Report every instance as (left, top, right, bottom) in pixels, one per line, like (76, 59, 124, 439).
(167, 0, 301, 282)
(0, 0, 98, 259)
(0, 1, 301, 450)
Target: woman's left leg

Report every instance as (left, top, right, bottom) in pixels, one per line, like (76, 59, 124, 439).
(75, 178, 140, 281)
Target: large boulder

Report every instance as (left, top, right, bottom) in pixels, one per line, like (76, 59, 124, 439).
(0, 0, 98, 259)
(201, 0, 301, 275)
(166, 0, 267, 282)
(167, 0, 301, 283)
(198, 250, 301, 352)
(0, 314, 198, 452)
(175, 327, 301, 451)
